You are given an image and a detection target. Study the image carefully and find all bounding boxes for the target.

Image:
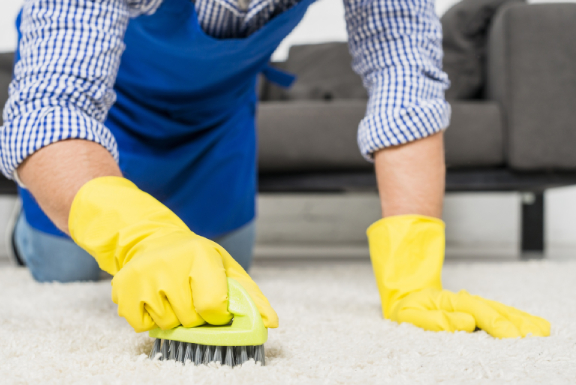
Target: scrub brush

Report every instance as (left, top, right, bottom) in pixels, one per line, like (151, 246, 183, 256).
(148, 277, 268, 366)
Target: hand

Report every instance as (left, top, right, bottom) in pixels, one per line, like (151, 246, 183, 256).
(392, 288, 549, 338)
(69, 177, 278, 332)
(368, 215, 550, 338)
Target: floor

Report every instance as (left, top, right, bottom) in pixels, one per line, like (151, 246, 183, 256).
(1, 257, 575, 384)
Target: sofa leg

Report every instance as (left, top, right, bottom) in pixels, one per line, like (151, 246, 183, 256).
(521, 191, 545, 259)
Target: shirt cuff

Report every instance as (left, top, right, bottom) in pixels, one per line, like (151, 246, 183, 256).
(0, 106, 119, 180)
(357, 72, 451, 161)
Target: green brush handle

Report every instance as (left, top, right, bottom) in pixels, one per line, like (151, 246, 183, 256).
(148, 278, 268, 346)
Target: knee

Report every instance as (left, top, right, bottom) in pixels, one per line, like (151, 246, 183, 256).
(215, 222, 256, 271)
(14, 215, 102, 283)
(30, 255, 102, 283)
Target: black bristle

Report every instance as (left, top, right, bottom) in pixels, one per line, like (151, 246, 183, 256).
(184, 343, 193, 363)
(160, 339, 169, 361)
(247, 346, 254, 360)
(238, 346, 248, 365)
(150, 341, 265, 366)
(202, 345, 213, 364)
(224, 346, 235, 366)
(177, 341, 185, 363)
(149, 339, 162, 360)
(213, 346, 223, 364)
(254, 345, 265, 365)
(194, 344, 203, 366)
(168, 340, 177, 361)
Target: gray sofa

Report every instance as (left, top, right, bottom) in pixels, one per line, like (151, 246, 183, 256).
(0, 2, 575, 255)
(257, 2, 576, 255)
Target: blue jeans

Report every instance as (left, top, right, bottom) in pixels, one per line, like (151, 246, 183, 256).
(14, 212, 256, 283)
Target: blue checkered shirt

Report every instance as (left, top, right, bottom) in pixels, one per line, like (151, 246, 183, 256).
(0, 0, 450, 179)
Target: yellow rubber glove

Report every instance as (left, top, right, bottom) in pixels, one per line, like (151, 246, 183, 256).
(367, 215, 550, 338)
(69, 176, 278, 332)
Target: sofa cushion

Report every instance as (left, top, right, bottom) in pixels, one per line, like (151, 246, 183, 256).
(257, 100, 504, 172)
(264, 42, 367, 102)
(445, 101, 504, 167)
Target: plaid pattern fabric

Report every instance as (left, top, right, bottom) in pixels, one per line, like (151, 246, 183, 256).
(345, 0, 450, 159)
(196, 0, 299, 38)
(0, 0, 449, 179)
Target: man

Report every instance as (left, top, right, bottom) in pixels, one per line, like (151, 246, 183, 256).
(1, 0, 549, 337)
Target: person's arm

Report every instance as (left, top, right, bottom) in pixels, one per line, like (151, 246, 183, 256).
(1, 0, 133, 232)
(346, 0, 550, 338)
(1, 0, 165, 233)
(3, 0, 278, 332)
(373, 132, 445, 219)
(343, 0, 450, 218)
(18, 140, 122, 233)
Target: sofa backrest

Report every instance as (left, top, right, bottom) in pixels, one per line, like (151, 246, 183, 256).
(441, 0, 525, 100)
(487, 3, 576, 170)
(263, 42, 367, 102)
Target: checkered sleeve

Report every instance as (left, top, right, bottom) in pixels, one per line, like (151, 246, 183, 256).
(0, 0, 163, 180)
(345, 0, 451, 160)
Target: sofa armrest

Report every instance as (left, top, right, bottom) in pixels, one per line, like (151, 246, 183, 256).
(487, 3, 576, 170)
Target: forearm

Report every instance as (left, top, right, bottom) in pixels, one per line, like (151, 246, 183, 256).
(345, 0, 449, 207)
(17, 140, 122, 234)
(374, 132, 445, 219)
(0, 1, 132, 234)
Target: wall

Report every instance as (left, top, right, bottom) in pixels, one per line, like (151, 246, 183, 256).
(1, 0, 575, 260)
(0, 0, 489, 55)
(0, 1, 22, 53)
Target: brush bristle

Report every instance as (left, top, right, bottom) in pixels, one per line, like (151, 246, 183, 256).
(149, 339, 265, 366)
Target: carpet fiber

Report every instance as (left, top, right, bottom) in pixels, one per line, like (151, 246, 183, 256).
(1, 260, 575, 384)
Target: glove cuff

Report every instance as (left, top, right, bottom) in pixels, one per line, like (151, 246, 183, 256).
(69, 176, 191, 274)
(367, 215, 445, 318)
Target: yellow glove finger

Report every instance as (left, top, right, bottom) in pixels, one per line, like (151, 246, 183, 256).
(395, 290, 475, 332)
(111, 237, 207, 331)
(117, 288, 203, 332)
(112, 269, 192, 332)
(111, 277, 156, 332)
(455, 290, 522, 338)
(397, 309, 476, 333)
(220, 248, 279, 329)
(477, 297, 550, 337)
(143, 302, 180, 331)
(189, 241, 232, 326)
(150, 248, 206, 329)
(150, 285, 205, 330)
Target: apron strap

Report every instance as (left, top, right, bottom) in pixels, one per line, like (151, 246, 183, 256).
(262, 64, 296, 89)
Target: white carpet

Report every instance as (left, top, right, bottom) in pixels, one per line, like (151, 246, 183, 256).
(1, 260, 575, 384)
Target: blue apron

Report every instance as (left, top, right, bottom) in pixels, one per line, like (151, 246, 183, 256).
(18, 0, 313, 239)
